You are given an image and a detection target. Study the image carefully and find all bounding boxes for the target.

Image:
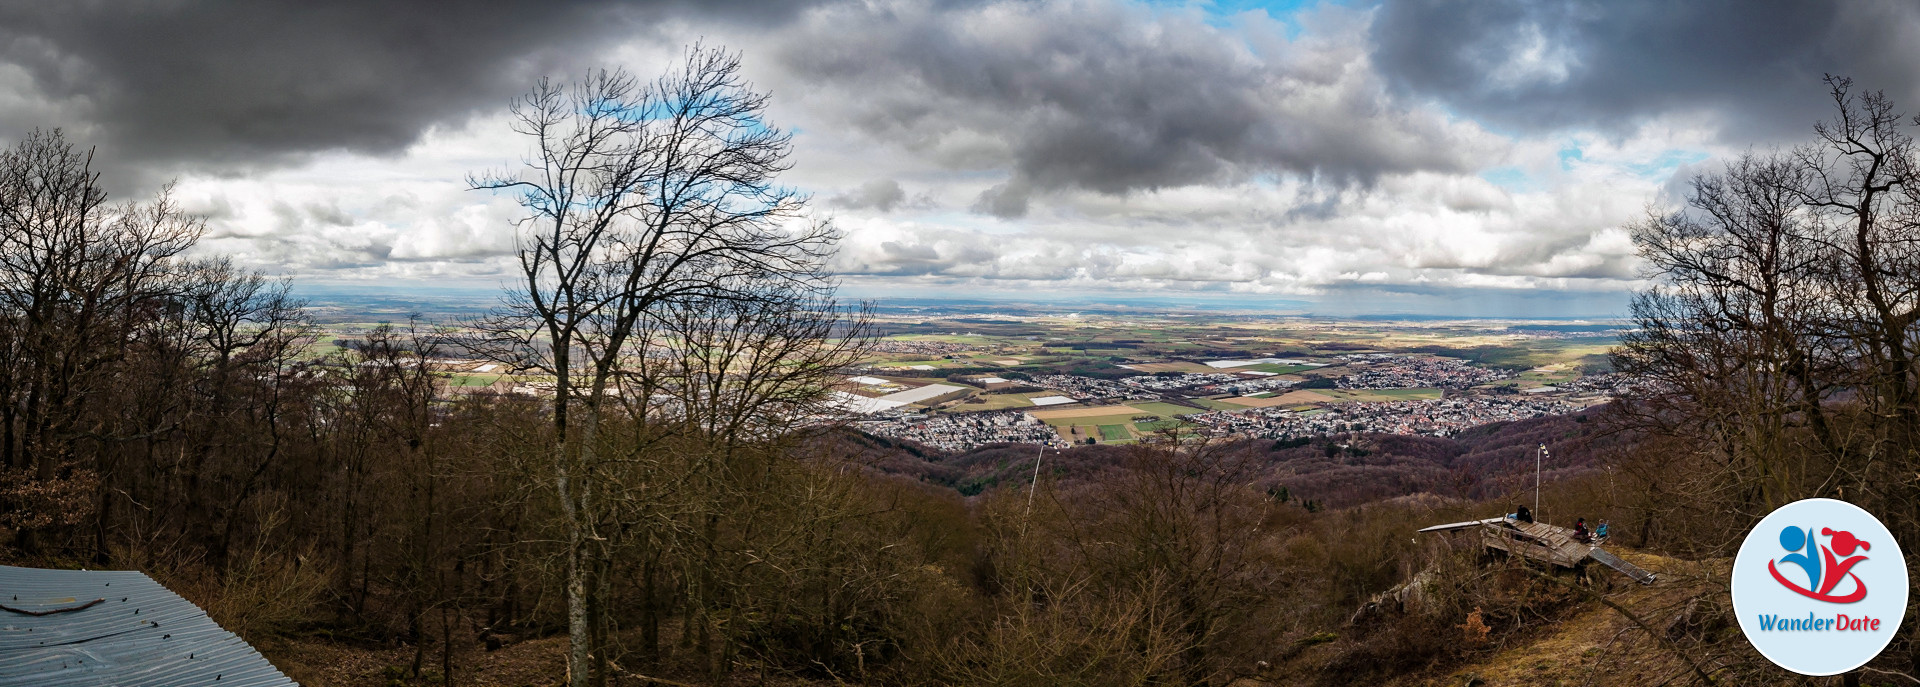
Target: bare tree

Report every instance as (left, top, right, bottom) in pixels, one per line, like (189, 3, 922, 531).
(1616, 77, 1920, 677)
(614, 282, 871, 677)
(1613, 153, 1844, 541)
(469, 45, 836, 687)
(1795, 78, 1920, 437)
(0, 129, 202, 551)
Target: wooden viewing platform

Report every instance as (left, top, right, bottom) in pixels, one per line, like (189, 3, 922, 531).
(1418, 516, 1657, 584)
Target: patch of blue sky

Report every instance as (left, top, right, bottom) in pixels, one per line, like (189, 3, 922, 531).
(1478, 166, 1540, 193)
(1557, 145, 1585, 170)
(1193, 0, 1331, 18)
(1155, 0, 1334, 35)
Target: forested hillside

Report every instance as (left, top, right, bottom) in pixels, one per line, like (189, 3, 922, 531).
(865, 406, 1626, 512)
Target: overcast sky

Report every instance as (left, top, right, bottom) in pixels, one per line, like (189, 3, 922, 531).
(4, 0, 1918, 314)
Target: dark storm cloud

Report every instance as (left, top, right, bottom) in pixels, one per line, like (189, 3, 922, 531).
(1370, 0, 1920, 140)
(0, 1, 825, 188)
(774, 1, 1488, 217)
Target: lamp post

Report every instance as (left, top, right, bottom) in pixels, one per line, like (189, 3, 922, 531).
(1026, 444, 1046, 517)
(1536, 443, 1548, 523)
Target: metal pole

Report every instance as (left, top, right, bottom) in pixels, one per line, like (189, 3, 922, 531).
(1535, 444, 1545, 523)
(1017, 444, 1048, 598)
(1025, 444, 1046, 517)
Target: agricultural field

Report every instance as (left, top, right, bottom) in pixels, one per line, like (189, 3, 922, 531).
(1237, 363, 1320, 374)
(1029, 405, 1152, 425)
(1191, 397, 1253, 412)
(947, 390, 1076, 412)
(1321, 388, 1445, 402)
(1030, 403, 1202, 444)
(1215, 394, 1299, 408)
(852, 308, 1622, 382)
(1122, 362, 1215, 373)
(1127, 401, 1209, 417)
(1494, 363, 1585, 389)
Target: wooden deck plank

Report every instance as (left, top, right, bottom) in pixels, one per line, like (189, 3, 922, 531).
(1474, 519, 1592, 568)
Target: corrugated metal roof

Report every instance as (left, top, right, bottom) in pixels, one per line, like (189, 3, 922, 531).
(0, 564, 297, 687)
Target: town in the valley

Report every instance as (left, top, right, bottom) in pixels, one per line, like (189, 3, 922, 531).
(826, 309, 1627, 452)
(838, 350, 1623, 452)
(317, 299, 1631, 454)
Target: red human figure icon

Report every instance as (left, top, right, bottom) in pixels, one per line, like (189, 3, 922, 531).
(1816, 528, 1870, 601)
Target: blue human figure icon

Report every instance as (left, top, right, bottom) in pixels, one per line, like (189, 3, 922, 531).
(1779, 526, 1822, 591)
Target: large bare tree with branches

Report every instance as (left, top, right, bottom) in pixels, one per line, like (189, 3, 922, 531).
(1616, 76, 1920, 677)
(469, 45, 840, 687)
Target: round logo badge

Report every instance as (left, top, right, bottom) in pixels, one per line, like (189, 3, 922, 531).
(1731, 498, 1908, 675)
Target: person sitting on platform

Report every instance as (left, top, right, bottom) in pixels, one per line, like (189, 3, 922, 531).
(1516, 505, 1534, 523)
(1573, 517, 1590, 543)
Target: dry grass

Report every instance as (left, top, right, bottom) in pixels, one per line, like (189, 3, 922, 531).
(267, 628, 843, 687)
(1385, 552, 1769, 687)
(267, 633, 569, 687)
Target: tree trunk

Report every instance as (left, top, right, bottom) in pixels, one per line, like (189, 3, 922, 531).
(641, 552, 660, 665)
(590, 551, 611, 687)
(441, 604, 456, 687)
(562, 464, 591, 687)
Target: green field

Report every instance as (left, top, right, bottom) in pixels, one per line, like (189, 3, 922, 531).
(1097, 424, 1131, 441)
(1133, 419, 1184, 433)
(448, 373, 505, 387)
(1191, 398, 1249, 412)
(1038, 413, 1152, 428)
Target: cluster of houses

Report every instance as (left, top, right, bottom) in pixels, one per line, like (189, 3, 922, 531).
(1335, 355, 1512, 389)
(853, 411, 1069, 452)
(1182, 396, 1591, 439)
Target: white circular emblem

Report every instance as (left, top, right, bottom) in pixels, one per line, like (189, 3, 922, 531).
(1731, 498, 1907, 675)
